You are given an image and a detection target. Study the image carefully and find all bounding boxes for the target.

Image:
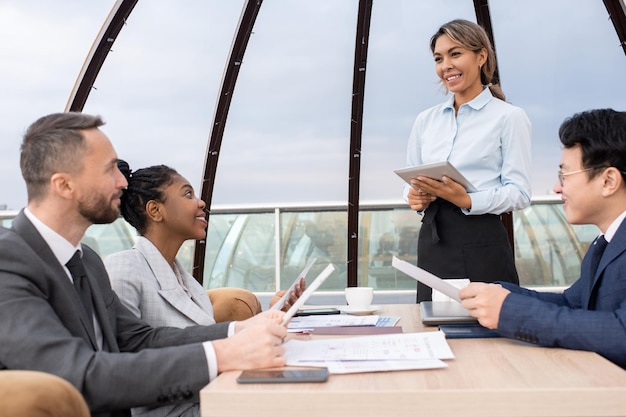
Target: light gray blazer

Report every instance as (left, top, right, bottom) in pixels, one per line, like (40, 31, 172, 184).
(105, 238, 218, 417)
(105, 237, 216, 329)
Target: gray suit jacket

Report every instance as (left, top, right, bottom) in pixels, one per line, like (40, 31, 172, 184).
(105, 236, 216, 329)
(498, 218, 626, 368)
(105, 237, 217, 417)
(0, 211, 230, 416)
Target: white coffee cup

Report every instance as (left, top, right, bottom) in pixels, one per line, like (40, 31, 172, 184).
(345, 287, 373, 310)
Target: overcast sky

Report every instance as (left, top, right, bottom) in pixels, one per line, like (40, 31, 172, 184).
(1, 0, 625, 210)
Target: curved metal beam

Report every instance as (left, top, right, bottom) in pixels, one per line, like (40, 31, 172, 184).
(473, 0, 515, 250)
(65, 0, 139, 112)
(473, 0, 500, 85)
(603, 0, 626, 55)
(193, 0, 263, 282)
(346, 0, 373, 287)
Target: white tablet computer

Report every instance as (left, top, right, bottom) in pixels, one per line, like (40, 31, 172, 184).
(394, 161, 477, 192)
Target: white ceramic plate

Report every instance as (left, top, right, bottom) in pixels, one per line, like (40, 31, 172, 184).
(338, 305, 381, 316)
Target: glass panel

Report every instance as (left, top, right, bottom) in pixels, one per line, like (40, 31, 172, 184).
(490, 0, 626, 195)
(212, 0, 359, 205)
(201, 199, 598, 294)
(0, 0, 116, 209)
(358, 208, 419, 290)
(204, 212, 276, 291)
(1, 198, 599, 293)
(361, 1, 477, 201)
(203, 214, 240, 288)
(80, 0, 244, 202)
(516, 205, 564, 286)
(280, 210, 348, 291)
(83, 218, 136, 259)
(514, 203, 598, 287)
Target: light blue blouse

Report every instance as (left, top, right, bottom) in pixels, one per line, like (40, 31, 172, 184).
(404, 87, 532, 215)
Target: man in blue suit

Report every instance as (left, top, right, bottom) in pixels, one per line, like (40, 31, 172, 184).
(460, 108, 626, 368)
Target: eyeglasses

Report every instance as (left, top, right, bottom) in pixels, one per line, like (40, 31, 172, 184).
(557, 167, 606, 186)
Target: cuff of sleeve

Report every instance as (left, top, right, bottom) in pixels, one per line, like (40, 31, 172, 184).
(464, 192, 488, 215)
(227, 321, 236, 337)
(202, 342, 219, 381)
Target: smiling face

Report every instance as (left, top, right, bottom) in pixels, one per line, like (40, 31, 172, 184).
(157, 174, 208, 241)
(433, 33, 486, 106)
(553, 145, 605, 227)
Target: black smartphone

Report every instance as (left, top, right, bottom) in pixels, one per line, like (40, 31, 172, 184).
(236, 368, 329, 384)
(294, 307, 340, 317)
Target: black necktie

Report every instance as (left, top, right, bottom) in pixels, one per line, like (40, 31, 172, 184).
(589, 235, 608, 279)
(66, 251, 94, 325)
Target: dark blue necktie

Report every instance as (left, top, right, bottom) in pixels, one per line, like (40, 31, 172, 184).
(66, 251, 94, 324)
(589, 235, 608, 279)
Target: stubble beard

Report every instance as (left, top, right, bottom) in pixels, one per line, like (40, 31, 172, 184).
(78, 193, 120, 225)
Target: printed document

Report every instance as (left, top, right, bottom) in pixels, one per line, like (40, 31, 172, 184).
(284, 331, 454, 373)
(288, 315, 380, 331)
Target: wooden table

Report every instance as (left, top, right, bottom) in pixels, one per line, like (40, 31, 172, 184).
(200, 304, 626, 417)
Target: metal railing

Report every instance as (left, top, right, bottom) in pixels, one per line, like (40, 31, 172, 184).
(0, 196, 597, 306)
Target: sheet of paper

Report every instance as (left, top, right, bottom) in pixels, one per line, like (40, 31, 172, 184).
(281, 264, 335, 326)
(376, 316, 401, 327)
(298, 359, 448, 374)
(288, 315, 380, 330)
(270, 257, 318, 311)
(284, 331, 454, 363)
(432, 279, 469, 302)
(301, 326, 403, 336)
(392, 256, 462, 302)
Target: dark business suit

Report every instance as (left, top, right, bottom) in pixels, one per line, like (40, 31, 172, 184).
(497, 219, 626, 368)
(0, 211, 230, 416)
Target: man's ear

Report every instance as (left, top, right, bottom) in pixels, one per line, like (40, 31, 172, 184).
(145, 200, 163, 222)
(49, 173, 73, 199)
(601, 167, 624, 196)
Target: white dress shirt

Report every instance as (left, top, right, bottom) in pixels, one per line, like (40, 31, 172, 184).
(404, 87, 532, 215)
(23, 208, 104, 349)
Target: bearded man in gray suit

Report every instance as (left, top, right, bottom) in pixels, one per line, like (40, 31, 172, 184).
(0, 112, 287, 417)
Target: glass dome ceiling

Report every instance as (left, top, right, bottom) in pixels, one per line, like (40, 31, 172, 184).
(67, 0, 626, 206)
(61, 0, 626, 283)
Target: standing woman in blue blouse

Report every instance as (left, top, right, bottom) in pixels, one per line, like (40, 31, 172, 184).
(404, 19, 532, 302)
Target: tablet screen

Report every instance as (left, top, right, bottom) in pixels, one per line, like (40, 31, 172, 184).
(394, 161, 477, 192)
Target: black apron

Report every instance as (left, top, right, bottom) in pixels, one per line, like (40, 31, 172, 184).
(417, 199, 518, 302)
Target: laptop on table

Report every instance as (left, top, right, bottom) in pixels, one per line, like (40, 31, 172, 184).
(419, 301, 478, 326)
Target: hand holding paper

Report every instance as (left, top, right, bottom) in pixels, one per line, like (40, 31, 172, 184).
(391, 256, 462, 302)
(270, 257, 317, 311)
(281, 264, 335, 326)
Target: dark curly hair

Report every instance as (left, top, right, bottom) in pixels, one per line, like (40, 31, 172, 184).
(117, 160, 179, 235)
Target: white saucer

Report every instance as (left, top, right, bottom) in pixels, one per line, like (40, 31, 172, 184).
(338, 305, 381, 316)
